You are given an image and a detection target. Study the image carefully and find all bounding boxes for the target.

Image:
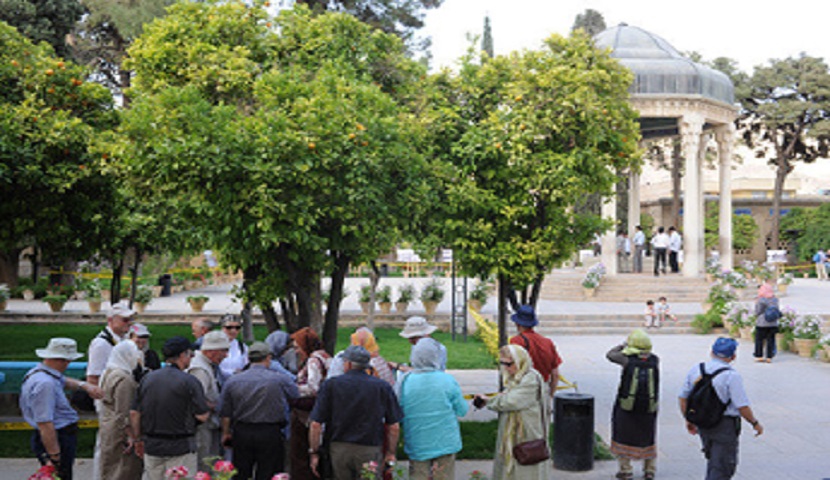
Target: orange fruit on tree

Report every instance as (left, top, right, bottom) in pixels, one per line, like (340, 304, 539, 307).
(45, 69, 54, 76)
(308, 142, 316, 149)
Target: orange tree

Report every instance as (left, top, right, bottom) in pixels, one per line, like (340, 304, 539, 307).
(107, 3, 431, 350)
(0, 21, 117, 286)
(420, 33, 642, 343)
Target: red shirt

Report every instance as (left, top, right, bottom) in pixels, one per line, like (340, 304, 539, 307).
(509, 329, 562, 382)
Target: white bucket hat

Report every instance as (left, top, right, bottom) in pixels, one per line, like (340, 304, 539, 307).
(36, 338, 84, 360)
(399, 316, 438, 338)
(130, 323, 151, 337)
(201, 330, 231, 351)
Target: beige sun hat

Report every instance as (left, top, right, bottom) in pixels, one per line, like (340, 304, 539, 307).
(399, 316, 438, 338)
(201, 330, 231, 351)
(35, 338, 84, 361)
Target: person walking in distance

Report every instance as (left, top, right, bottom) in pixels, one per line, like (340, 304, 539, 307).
(651, 227, 670, 277)
(679, 338, 763, 480)
(668, 227, 682, 273)
(633, 225, 646, 273)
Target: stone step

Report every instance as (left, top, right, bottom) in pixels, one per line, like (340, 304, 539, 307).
(534, 326, 697, 335)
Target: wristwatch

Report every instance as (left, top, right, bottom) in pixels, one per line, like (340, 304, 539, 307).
(308, 448, 318, 454)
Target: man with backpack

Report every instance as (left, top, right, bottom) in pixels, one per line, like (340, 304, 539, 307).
(679, 338, 763, 479)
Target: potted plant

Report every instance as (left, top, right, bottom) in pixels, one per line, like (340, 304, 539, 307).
(0, 284, 9, 311)
(187, 295, 209, 313)
(724, 303, 753, 339)
(420, 278, 445, 315)
(376, 285, 393, 314)
(777, 273, 793, 295)
(792, 314, 823, 357)
(134, 285, 154, 313)
(581, 272, 600, 297)
(359, 284, 372, 314)
(704, 257, 720, 283)
(703, 283, 737, 316)
(42, 294, 68, 313)
(85, 280, 104, 313)
(820, 334, 830, 363)
(469, 279, 492, 312)
(395, 284, 415, 313)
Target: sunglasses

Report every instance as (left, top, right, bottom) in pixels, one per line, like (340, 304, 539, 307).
(223, 325, 242, 330)
(499, 361, 514, 367)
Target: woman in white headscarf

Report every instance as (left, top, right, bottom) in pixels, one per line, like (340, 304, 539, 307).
(475, 344, 551, 480)
(98, 340, 143, 479)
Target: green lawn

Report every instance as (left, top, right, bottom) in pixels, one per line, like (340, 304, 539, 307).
(0, 421, 613, 461)
(0, 324, 494, 370)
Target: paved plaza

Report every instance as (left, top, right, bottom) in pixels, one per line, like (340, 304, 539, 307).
(2, 277, 830, 479)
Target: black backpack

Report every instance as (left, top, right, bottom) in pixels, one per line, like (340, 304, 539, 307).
(617, 355, 659, 414)
(684, 363, 730, 428)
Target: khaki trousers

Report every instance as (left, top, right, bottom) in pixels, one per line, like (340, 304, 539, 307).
(409, 453, 455, 480)
(143, 452, 197, 480)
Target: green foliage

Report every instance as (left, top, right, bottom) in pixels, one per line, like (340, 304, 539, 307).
(704, 203, 759, 251)
(469, 279, 492, 304)
(571, 8, 606, 36)
(421, 30, 641, 295)
(359, 284, 373, 303)
(41, 294, 67, 304)
(692, 311, 723, 334)
(781, 204, 830, 261)
(0, 284, 9, 302)
(420, 277, 445, 303)
(134, 284, 153, 304)
(396, 284, 415, 303)
(376, 285, 392, 303)
(0, 21, 118, 278)
(186, 295, 209, 302)
(0, 0, 84, 58)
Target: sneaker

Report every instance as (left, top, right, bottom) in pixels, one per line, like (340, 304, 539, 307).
(644, 473, 656, 480)
(754, 358, 765, 363)
(615, 473, 633, 480)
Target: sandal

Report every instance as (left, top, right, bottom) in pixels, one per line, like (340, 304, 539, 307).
(644, 473, 655, 480)
(615, 473, 633, 480)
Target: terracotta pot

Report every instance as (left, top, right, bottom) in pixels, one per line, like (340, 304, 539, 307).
(47, 302, 65, 313)
(395, 302, 409, 313)
(777, 284, 788, 296)
(794, 338, 818, 358)
(583, 287, 596, 298)
(0, 300, 6, 312)
(88, 300, 102, 313)
(188, 299, 207, 313)
(423, 301, 438, 315)
(22, 289, 35, 301)
(378, 302, 392, 314)
(468, 299, 482, 312)
(359, 301, 371, 314)
(739, 326, 753, 340)
(824, 345, 830, 362)
(135, 302, 147, 313)
(152, 286, 163, 298)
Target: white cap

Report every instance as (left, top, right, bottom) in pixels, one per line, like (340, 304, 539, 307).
(108, 302, 136, 320)
(130, 323, 151, 337)
(35, 338, 84, 360)
(201, 330, 231, 351)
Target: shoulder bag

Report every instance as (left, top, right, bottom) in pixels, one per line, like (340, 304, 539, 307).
(512, 375, 550, 466)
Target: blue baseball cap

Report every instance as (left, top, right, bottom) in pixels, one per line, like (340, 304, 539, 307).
(712, 337, 738, 359)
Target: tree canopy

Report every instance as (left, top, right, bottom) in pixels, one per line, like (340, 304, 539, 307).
(0, 0, 84, 58)
(0, 20, 117, 285)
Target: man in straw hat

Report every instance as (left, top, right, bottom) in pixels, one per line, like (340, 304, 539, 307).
(20, 338, 103, 480)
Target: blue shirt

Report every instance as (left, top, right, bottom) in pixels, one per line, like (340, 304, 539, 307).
(220, 364, 298, 424)
(679, 358, 750, 417)
(20, 364, 78, 429)
(399, 371, 468, 461)
(310, 369, 403, 447)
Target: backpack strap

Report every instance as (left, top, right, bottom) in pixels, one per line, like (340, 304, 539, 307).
(699, 363, 732, 406)
(519, 333, 531, 350)
(22, 367, 62, 386)
(98, 328, 117, 346)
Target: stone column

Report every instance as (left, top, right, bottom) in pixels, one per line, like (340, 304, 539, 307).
(601, 193, 618, 276)
(628, 171, 641, 237)
(716, 125, 735, 270)
(681, 114, 705, 277)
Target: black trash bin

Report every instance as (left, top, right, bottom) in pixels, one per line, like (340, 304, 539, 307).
(553, 392, 594, 471)
(380, 263, 389, 277)
(158, 274, 172, 297)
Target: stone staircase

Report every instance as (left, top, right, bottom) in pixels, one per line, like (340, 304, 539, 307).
(539, 272, 711, 303)
(510, 313, 697, 336)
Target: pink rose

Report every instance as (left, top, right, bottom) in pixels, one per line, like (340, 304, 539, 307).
(214, 460, 235, 473)
(195, 472, 212, 480)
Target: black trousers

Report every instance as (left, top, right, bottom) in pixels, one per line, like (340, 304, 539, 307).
(754, 326, 778, 359)
(32, 423, 78, 480)
(232, 422, 286, 480)
(669, 250, 679, 272)
(654, 248, 667, 275)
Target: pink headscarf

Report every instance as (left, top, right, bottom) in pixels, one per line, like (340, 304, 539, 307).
(758, 283, 775, 299)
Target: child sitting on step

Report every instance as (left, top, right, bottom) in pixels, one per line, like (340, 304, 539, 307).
(656, 296, 677, 325)
(644, 300, 659, 328)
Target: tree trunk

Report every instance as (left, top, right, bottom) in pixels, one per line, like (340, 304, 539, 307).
(0, 248, 22, 287)
(128, 248, 141, 308)
(671, 140, 682, 228)
(323, 253, 350, 355)
(262, 305, 282, 333)
(111, 258, 123, 304)
(241, 301, 254, 343)
(365, 261, 381, 330)
(528, 274, 543, 309)
(497, 274, 508, 349)
(770, 158, 789, 250)
(280, 297, 299, 332)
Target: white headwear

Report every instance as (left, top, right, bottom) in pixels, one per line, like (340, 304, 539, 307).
(100, 340, 142, 387)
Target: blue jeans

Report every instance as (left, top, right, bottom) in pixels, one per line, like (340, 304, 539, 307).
(32, 423, 78, 480)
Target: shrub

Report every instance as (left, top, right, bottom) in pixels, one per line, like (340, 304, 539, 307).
(793, 314, 823, 340)
(724, 303, 753, 328)
(420, 278, 445, 303)
(42, 294, 68, 304)
(376, 285, 392, 303)
(0, 284, 9, 303)
(134, 285, 154, 304)
(691, 311, 723, 334)
(359, 284, 372, 303)
(396, 284, 415, 303)
(186, 295, 209, 303)
(469, 279, 492, 304)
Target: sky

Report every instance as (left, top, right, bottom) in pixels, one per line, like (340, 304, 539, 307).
(421, 0, 830, 73)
